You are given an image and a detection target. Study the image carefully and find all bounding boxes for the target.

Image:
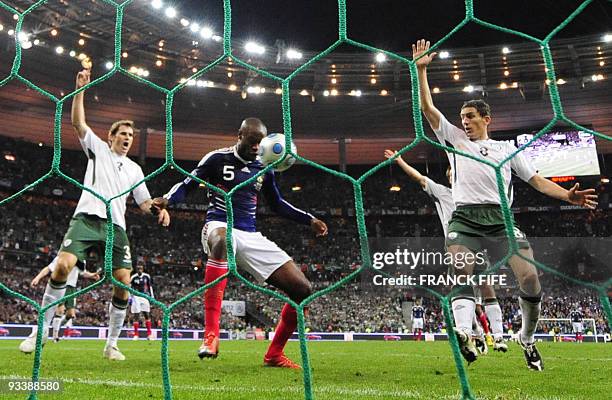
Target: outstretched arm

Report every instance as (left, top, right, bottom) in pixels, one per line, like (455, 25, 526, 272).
(71, 69, 92, 139)
(413, 39, 442, 131)
(139, 198, 170, 227)
(528, 175, 598, 209)
(262, 172, 328, 237)
(153, 154, 215, 211)
(384, 149, 427, 189)
(81, 270, 101, 281)
(31, 267, 50, 287)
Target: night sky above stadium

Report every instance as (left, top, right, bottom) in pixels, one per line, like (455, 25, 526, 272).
(182, 0, 611, 51)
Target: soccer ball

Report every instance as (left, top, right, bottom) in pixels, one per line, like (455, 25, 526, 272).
(258, 133, 297, 172)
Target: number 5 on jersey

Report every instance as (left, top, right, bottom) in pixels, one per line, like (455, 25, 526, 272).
(223, 165, 234, 181)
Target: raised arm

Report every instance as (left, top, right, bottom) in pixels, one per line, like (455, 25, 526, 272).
(384, 149, 427, 189)
(413, 39, 442, 131)
(528, 175, 598, 209)
(71, 69, 92, 139)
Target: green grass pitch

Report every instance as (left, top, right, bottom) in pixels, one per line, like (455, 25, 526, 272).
(0, 340, 610, 399)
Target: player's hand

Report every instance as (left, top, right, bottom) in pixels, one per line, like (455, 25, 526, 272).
(311, 218, 328, 237)
(384, 149, 402, 163)
(30, 277, 41, 287)
(157, 208, 170, 227)
(567, 183, 598, 209)
(152, 197, 168, 210)
(412, 39, 437, 69)
(91, 272, 101, 281)
(76, 69, 91, 89)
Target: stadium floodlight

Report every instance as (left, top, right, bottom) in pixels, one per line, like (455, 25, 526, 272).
(212, 35, 222, 42)
(439, 51, 450, 59)
(603, 33, 612, 43)
(21, 40, 32, 49)
(300, 89, 309, 96)
(323, 90, 330, 96)
(502, 47, 510, 54)
(349, 89, 362, 97)
(375, 52, 386, 62)
(151, 0, 163, 10)
(180, 18, 189, 27)
(33, 39, 39, 45)
(55, 46, 64, 54)
(165, 7, 177, 18)
(286, 49, 302, 60)
(105, 61, 113, 70)
(189, 22, 200, 33)
(200, 27, 213, 39)
(462, 85, 474, 92)
(7, 29, 14, 36)
(69, 50, 76, 57)
(17, 31, 29, 42)
(245, 41, 265, 55)
(0, 24, 3, 31)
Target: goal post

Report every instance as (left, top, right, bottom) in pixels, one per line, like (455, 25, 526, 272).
(537, 318, 598, 343)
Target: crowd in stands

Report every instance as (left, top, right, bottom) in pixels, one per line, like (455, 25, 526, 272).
(1, 134, 610, 335)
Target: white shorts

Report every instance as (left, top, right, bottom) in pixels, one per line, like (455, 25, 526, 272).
(572, 322, 583, 333)
(201, 221, 292, 283)
(413, 318, 424, 330)
(131, 296, 151, 314)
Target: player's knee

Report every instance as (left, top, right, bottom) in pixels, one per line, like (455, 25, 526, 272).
(208, 234, 228, 260)
(520, 270, 540, 293)
(292, 280, 312, 303)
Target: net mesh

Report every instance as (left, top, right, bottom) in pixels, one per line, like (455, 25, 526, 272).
(0, 0, 610, 399)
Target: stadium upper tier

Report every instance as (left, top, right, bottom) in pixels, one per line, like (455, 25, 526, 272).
(1, 7, 611, 164)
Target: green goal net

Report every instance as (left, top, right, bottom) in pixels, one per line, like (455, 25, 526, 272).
(0, 0, 610, 399)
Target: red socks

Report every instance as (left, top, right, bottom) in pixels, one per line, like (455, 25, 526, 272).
(478, 312, 490, 334)
(145, 320, 152, 336)
(133, 322, 139, 337)
(265, 304, 298, 359)
(204, 259, 228, 337)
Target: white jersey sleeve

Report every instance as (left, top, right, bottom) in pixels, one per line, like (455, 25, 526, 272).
(433, 114, 468, 148)
(79, 128, 107, 157)
(130, 167, 151, 206)
(508, 143, 537, 182)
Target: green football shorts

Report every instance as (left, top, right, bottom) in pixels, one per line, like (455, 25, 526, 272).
(60, 286, 77, 310)
(59, 213, 132, 269)
(446, 204, 531, 262)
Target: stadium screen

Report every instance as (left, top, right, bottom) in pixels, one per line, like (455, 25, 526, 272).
(516, 130, 601, 177)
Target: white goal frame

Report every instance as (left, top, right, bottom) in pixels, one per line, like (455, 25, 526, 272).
(538, 318, 598, 343)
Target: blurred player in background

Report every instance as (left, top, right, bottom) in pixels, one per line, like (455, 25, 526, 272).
(30, 257, 100, 342)
(411, 300, 425, 341)
(413, 39, 597, 371)
(154, 118, 327, 369)
(130, 263, 155, 340)
(570, 306, 584, 343)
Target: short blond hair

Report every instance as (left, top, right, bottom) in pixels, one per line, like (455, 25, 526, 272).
(108, 120, 135, 136)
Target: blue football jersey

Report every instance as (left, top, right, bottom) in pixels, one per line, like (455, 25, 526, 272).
(164, 146, 313, 232)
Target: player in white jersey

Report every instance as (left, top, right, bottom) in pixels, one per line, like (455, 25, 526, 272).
(384, 150, 507, 355)
(19, 68, 170, 360)
(413, 39, 597, 371)
(30, 257, 99, 342)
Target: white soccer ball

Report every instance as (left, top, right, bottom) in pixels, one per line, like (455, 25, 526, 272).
(257, 133, 297, 172)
